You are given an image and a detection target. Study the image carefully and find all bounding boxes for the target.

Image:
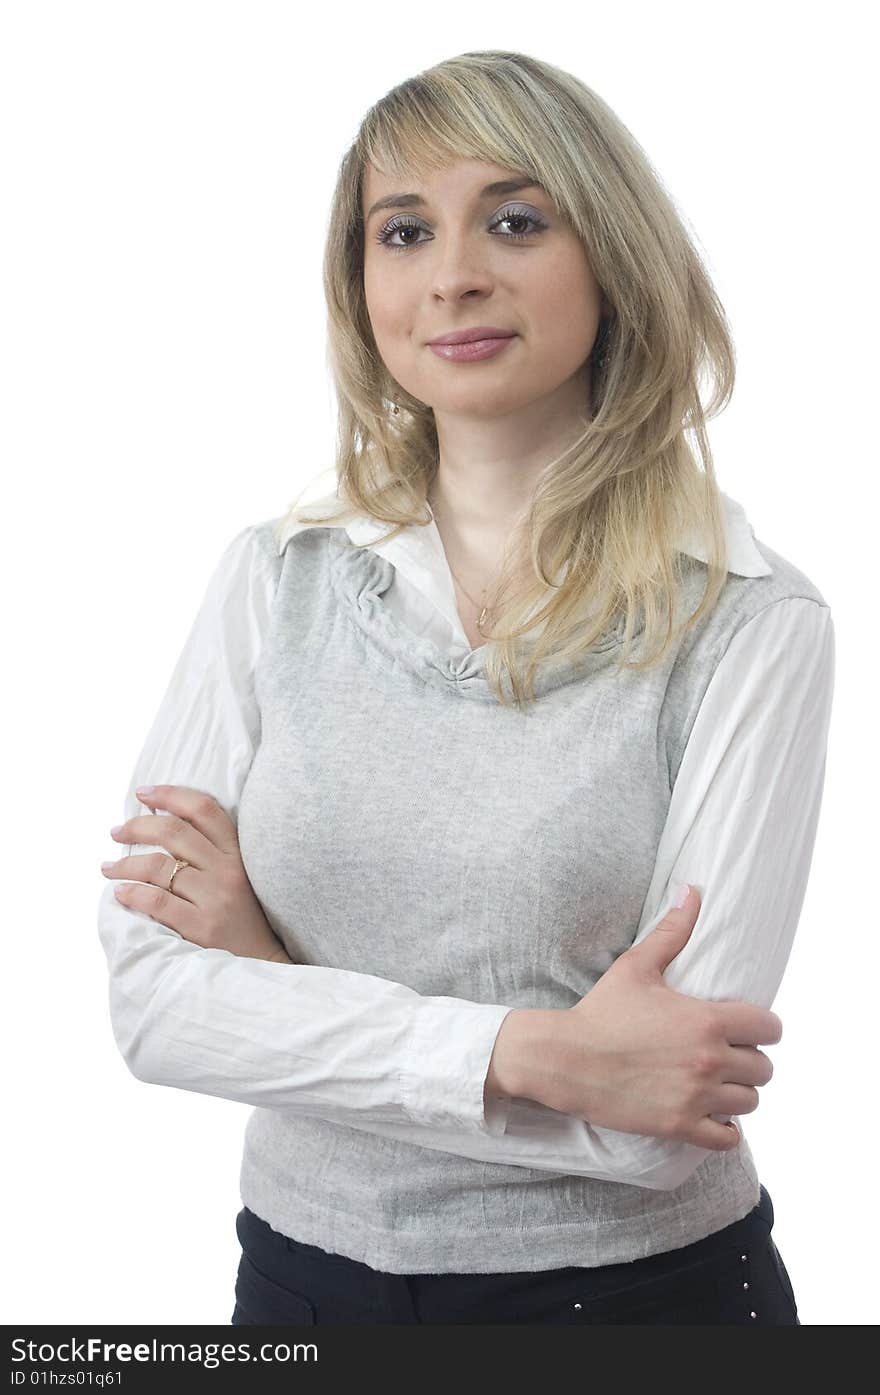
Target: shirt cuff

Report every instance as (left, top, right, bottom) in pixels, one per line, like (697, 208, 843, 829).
(400, 998, 515, 1136)
(482, 1090, 513, 1136)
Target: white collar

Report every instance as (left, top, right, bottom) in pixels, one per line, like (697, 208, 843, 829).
(275, 488, 770, 648)
(277, 487, 771, 578)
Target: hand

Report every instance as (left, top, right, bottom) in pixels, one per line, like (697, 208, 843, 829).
(102, 785, 293, 963)
(531, 886, 780, 1152)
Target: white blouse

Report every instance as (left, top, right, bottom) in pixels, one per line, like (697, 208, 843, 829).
(97, 490, 835, 1192)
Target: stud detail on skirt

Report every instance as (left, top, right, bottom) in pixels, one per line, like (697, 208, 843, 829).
(742, 1249, 757, 1318)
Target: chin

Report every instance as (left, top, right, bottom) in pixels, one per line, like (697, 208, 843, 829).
(436, 389, 534, 415)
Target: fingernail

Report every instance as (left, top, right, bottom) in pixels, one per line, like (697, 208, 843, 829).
(136, 785, 155, 797)
(110, 824, 123, 837)
(672, 881, 690, 907)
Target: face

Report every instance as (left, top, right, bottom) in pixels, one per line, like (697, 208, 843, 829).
(361, 157, 608, 424)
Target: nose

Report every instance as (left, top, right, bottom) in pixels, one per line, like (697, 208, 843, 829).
(428, 231, 496, 303)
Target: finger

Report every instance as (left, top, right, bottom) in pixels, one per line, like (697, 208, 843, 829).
(134, 785, 240, 856)
(112, 878, 209, 946)
(110, 811, 214, 868)
(724, 1044, 774, 1087)
(717, 1001, 783, 1047)
(101, 852, 199, 903)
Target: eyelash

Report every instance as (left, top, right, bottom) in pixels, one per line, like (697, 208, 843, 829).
(374, 205, 548, 252)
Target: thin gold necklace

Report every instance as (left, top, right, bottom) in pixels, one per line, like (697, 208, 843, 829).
(428, 493, 497, 634)
(450, 566, 494, 633)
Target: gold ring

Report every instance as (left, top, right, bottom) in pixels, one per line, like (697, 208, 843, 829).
(167, 857, 190, 894)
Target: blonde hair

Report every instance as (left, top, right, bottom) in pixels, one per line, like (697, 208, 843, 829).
(276, 49, 735, 708)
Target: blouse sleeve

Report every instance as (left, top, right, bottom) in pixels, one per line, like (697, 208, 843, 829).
(320, 597, 835, 1190)
(97, 522, 514, 1138)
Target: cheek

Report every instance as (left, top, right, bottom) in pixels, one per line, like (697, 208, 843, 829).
(531, 271, 602, 366)
(364, 278, 412, 353)
(363, 262, 398, 335)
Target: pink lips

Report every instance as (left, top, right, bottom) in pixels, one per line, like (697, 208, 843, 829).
(428, 334, 517, 363)
(428, 325, 516, 344)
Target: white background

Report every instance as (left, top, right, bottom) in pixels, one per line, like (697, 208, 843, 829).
(2, 0, 874, 1327)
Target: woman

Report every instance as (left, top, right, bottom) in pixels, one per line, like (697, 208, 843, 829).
(97, 50, 833, 1324)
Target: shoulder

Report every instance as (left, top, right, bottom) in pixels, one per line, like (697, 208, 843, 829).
(661, 523, 833, 723)
(208, 497, 356, 620)
(197, 518, 288, 631)
(221, 515, 290, 577)
(744, 530, 829, 610)
(661, 537, 835, 787)
(715, 595, 834, 698)
(233, 516, 287, 569)
(716, 489, 829, 614)
(676, 525, 832, 675)
(227, 493, 352, 568)
(717, 535, 833, 680)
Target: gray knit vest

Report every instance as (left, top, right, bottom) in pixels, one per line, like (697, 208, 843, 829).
(236, 520, 825, 1274)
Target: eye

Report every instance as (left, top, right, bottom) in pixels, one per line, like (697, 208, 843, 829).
(374, 204, 548, 252)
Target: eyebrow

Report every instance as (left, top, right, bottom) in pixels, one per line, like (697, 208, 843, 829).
(365, 179, 546, 225)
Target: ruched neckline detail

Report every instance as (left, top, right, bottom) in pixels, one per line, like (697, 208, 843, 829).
(326, 530, 636, 703)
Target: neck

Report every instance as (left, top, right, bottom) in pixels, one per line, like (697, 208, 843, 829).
(426, 371, 592, 556)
